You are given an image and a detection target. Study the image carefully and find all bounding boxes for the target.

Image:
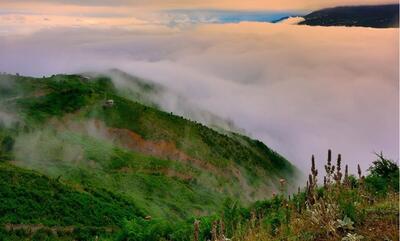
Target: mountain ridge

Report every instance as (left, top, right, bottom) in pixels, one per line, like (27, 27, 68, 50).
(299, 4, 399, 28)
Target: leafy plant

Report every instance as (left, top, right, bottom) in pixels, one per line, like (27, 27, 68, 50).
(337, 216, 354, 231)
(341, 233, 364, 241)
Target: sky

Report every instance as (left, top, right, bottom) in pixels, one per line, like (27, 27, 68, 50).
(1, 0, 397, 11)
(0, 0, 398, 33)
(0, 0, 398, 174)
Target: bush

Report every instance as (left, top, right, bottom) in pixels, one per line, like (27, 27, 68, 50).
(366, 153, 399, 195)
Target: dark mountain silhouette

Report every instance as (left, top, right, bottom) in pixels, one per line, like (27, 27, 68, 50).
(299, 4, 399, 28)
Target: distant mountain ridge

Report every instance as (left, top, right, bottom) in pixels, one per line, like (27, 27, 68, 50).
(299, 4, 399, 28)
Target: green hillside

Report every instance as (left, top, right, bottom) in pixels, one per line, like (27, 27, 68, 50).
(0, 72, 298, 239)
(0, 162, 142, 227)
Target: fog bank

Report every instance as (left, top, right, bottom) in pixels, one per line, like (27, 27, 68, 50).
(0, 22, 398, 173)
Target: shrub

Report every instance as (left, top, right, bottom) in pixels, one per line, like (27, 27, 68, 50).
(365, 153, 399, 195)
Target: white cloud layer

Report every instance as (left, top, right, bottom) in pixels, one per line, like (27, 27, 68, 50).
(0, 22, 398, 174)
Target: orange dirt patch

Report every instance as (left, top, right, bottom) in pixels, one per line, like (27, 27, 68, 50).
(33, 90, 49, 97)
(49, 117, 221, 175)
(105, 124, 218, 172)
(109, 127, 190, 162)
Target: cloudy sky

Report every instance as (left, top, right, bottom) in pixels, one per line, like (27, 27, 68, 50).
(0, 0, 398, 173)
(0, 0, 398, 32)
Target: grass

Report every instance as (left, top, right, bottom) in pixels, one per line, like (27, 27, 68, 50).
(11, 128, 224, 219)
(3, 156, 397, 241)
(0, 163, 143, 227)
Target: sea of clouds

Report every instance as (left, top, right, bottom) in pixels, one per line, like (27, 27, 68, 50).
(0, 19, 398, 173)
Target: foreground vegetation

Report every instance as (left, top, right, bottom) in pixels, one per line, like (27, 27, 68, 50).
(0, 151, 397, 240)
(113, 151, 399, 241)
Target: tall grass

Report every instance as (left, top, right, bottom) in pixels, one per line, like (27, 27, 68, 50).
(185, 151, 399, 241)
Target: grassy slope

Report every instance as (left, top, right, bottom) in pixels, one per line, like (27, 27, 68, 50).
(0, 73, 297, 222)
(0, 163, 142, 227)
